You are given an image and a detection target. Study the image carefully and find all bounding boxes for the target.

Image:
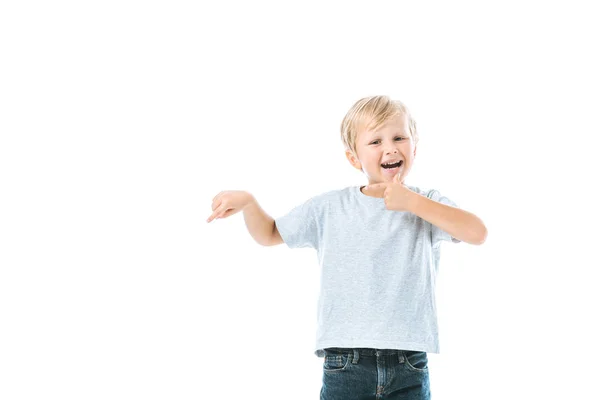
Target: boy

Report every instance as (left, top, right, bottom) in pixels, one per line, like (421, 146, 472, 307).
(207, 95, 487, 399)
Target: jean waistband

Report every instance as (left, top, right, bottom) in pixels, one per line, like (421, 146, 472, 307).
(324, 347, 411, 357)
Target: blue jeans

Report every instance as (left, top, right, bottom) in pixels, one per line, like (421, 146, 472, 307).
(320, 347, 431, 400)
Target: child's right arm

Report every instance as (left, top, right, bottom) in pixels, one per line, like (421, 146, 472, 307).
(243, 198, 284, 246)
(207, 191, 283, 247)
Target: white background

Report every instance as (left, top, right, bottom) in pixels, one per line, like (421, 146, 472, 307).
(1, 1, 598, 399)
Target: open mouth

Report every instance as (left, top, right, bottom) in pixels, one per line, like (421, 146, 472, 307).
(381, 160, 403, 169)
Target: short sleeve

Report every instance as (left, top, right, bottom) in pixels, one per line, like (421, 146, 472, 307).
(274, 197, 319, 249)
(427, 189, 462, 246)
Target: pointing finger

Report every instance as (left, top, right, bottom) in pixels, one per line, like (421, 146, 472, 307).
(207, 204, 226, 223)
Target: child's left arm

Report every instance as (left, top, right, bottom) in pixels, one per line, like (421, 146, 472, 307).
(362, 180, 488, 245)
(408, 191, 487, 245)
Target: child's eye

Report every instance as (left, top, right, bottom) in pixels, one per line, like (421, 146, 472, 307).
(370, 138, 404, 145)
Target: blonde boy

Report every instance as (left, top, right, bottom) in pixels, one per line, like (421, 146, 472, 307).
(207, 95, 487, 399)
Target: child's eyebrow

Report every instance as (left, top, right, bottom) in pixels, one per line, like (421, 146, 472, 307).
(368, 131, 407, 139)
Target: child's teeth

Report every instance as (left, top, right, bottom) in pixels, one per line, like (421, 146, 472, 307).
(382, 161, 402, 168)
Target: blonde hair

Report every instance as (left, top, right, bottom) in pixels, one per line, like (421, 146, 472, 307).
(340, 95, 418, 156)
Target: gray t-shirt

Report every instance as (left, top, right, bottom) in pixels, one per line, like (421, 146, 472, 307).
(274, 185, 461, 358)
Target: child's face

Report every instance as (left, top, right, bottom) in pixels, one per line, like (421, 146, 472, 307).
(346, 113, 417, 185)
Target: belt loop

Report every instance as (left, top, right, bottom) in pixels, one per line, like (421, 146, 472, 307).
(398, 350, 404, 364)
(352, 349, 360, 364)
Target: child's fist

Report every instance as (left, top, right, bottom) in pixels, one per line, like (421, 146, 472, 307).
(207, 190, 254, 223)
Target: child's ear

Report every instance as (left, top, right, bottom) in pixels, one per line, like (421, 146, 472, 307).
(345, 150, 362, 170)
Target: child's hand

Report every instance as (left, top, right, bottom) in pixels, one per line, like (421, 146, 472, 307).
(207, 190, 254, 223)
(362, 174, 416, 212)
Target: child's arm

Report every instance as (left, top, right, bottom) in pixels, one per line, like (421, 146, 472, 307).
(207, 190, 283, 246)
(243, 196, 284, 247)
(408, 192, 487, 245)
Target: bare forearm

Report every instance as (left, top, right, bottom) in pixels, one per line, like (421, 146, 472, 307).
(243, 197, 276, 246)
(408, 192, 487, 245)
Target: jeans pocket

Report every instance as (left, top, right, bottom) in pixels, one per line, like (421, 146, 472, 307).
(323, 352, 351, 373)
(404, 350, 428, 372)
